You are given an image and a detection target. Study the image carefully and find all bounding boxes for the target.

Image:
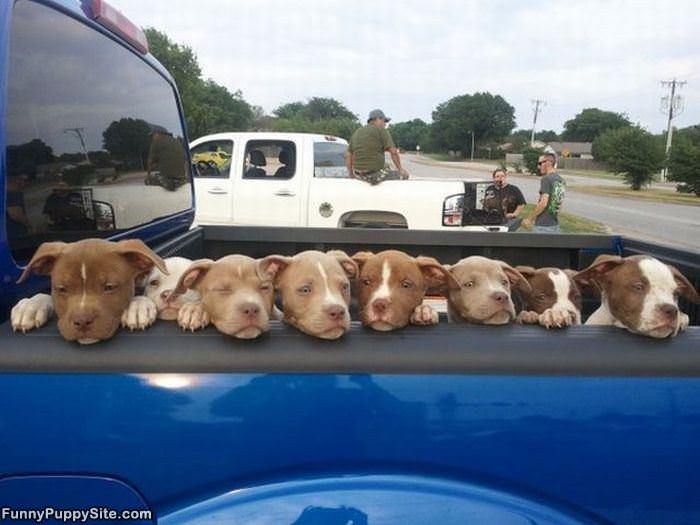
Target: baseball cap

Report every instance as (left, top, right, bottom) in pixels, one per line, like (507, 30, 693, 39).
(368, 109, 391, 122)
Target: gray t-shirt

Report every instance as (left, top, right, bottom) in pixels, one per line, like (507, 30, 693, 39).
(536, 172, 566, 226)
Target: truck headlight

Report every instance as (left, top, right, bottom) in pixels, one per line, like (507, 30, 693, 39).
(442, 194, 464, 226)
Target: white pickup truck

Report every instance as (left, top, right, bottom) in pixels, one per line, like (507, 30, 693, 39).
(190, 132, 506, 231)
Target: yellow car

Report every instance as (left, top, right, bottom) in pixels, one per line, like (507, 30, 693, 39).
(192, 150, 231, 168)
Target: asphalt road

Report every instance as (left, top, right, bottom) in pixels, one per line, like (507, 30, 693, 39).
(405, 155, 700, 252)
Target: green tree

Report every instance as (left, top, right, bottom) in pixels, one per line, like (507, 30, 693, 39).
(561, 108, 631, 142)
(102, 118, 151, 168)
(273, 102, 305, 119)
(668, 134, 700, 196)
(522, 147, 542, 174)
(389, 119, 430, 150)
(145, 28, 252, 138)
(272, 115, 359, 140)
(271, 97, 360, 139)
(538, 130, 560, 142)
(431, 92, 515, 155)
(593, 127, 665, 190)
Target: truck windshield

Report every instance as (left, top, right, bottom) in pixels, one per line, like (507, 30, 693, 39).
(4, 0, 191, 263)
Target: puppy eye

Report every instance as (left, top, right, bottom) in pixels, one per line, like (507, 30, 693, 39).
(260, 282, 272, 292)
(361, 278, 371, 286)
(104, 283, 118, 293)
(54, 284, 67, 294)
(536, 293, 546, 301)
(149, 279, 160, 287)
(401, 280, 413, 289)
(298, 285, 312, 295)
(632, 282, 644, 292)
(462, 281, 475, 288)
(214, 287, 232, 294)
(342, 282, 350, 291)
(501, 279, 509, 286)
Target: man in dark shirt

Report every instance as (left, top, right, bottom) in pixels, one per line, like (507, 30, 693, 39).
(483, 168, 526, 231)
(523, 152, 566, 232)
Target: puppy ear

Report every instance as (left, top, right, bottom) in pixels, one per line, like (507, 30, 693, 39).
(415, 256, 454, 289)
(667, 263, 700, 304)
(174, 259, 214, 294)
(575, 255, 623, 288)
(17, 242, 68, 283)
(515, 265, 536, 279)
(328, 250, 359, 279)
(351, 251, 374, 271)
(257, 255, 292, 284)
(500, 262, 531, 294)
(114, 239, 168, 275)
(440, 264, 461, 291)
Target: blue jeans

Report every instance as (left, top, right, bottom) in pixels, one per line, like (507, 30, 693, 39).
(533, 224, 561, 233)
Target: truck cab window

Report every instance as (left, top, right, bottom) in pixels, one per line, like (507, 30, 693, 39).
(314, 142, 350, 178)
(243, 141, 296, 180)
(191, 140, 233, 178)
(4, 0, 191, 263)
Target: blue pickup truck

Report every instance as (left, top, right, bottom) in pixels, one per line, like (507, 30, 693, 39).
(1, 2, 699, 524)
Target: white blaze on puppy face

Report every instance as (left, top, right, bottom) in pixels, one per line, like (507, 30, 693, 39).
(369, 260, 392, 304)
(80, 263, 87, 308)
(638, 258, 678, 332)
(549, 269, 581, 324)
(318, 262, 345, 307)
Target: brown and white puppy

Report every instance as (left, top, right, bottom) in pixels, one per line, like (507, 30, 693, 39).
(352, 250, 448, 331)
(515, 266, 583, 328)
(13, 238, 166, 344)
(173, 255, 276, 339)
(136, 256, 200, 321)
(258, 250, 357, 339)
(576, 254, 699, 338)
(444, 256, 531, 325)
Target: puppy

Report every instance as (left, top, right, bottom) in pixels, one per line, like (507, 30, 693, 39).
(515, 266, 582, 328)
(138, 256, 200, 320)
(444, 256, 530, 325)
(576, 254, 699, 338)
(12, 239, 166, 344)
(173, 255, 276, 339)
(258, 250, 357, 339)
(351, 250, 448, 331)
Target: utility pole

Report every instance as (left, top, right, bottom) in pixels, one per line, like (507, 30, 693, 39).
(530, 99, 546, 146)
(470, 130, 475, 161)
(660, 79, 686, 181)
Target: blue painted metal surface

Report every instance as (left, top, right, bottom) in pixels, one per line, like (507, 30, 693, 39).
(0, 373, 698, 524)
(0, 0, 194, 320)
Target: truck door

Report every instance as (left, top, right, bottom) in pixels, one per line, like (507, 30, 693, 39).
(233, 139, 302, 226)
(191, 138, 234, 224)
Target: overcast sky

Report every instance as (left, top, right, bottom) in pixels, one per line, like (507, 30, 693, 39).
(112, 0, 699, 134)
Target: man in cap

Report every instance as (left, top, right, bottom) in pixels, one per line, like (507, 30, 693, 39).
(345, 109, 408, 185)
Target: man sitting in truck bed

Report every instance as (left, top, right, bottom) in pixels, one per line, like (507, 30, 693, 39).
(345, 109, 409, 185)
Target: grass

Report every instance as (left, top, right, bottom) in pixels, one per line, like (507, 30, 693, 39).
(424, 153, 501, 165)
(516, 205, 610, 234)
(568, 185, 700, 206)
(558, 168, 619, 181)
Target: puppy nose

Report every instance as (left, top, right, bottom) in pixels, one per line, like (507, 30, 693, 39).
(72, 312, 96, 332)
(659, 303, 678, 319)
(491, 292, 508, 303)
(325, 304, 346, 321)
(372, 299, 390, 314)
(161, 289, 173, 302)
(240, 302, 260, 318)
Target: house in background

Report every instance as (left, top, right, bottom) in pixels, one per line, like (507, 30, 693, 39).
(545, 142, 593, 159)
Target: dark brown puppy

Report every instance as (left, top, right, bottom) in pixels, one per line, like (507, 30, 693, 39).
(14, 238, 166, 344)
(515, 266, 582, 328)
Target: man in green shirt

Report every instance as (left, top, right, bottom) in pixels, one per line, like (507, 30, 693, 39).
(346, 109, 409, 185)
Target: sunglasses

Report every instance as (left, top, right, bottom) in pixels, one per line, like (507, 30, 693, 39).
(537, 160, 549, 165)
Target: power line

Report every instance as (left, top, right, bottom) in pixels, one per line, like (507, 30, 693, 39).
(530, 99, 546, 146)
(659, 79, 686, 182)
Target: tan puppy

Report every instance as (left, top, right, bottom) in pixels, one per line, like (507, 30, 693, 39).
(352, 250, 448, 331)
(444, 256, 530, 325)
(515, 266, 583, 328)
(258, 250, 357, 339)
(13, 238, 166, 344)
(576, 254, 699, 338)
(173, 255, 276, 339)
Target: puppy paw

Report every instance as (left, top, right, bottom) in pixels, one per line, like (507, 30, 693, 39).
(178, 301, 210, 332)
(538, 308, 574, 329)
(675, 313, 690, 336)
(516, 310, 539, 324)
(410, 304, 439, 326)
(11, 293, 54, 333)
(121, 296, 157, 330)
